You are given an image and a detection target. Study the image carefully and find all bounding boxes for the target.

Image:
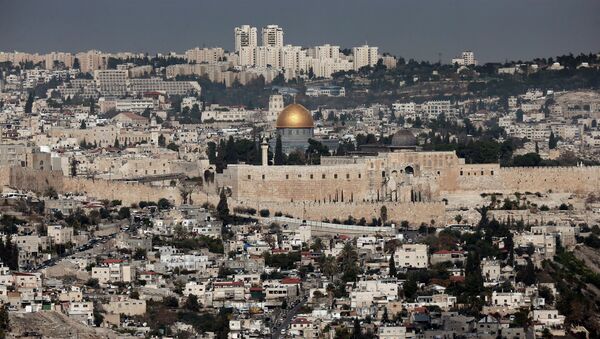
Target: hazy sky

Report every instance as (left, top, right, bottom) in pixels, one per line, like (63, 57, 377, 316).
(1, 0, 599, 63)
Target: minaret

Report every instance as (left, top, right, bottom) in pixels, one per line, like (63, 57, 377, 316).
(261, 137, 269, 166)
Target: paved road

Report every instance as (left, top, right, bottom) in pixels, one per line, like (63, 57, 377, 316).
(272, 298, 307, 339)
(32, 233, 118, 272)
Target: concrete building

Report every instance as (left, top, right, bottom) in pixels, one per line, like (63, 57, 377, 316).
(47, 225, 73, 245)
(261, 25, 284, 48)
(235, 25, 258, 53)
(394, 244, 429, 269)
(353, 45, 379, 71)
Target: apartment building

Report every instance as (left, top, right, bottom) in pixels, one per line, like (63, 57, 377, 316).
(47, 225, 73, 245)
(91, 259, 132, 284)
(352, 45, 379, 71)
(393, 244, 429, 269)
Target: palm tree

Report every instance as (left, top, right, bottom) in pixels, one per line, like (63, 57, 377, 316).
(320, 255, 337, 281)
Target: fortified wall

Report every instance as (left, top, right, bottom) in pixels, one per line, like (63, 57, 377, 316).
(4, 166, 181, 205)
(454, 165, 600, 194)
(231, 199, 446, 227)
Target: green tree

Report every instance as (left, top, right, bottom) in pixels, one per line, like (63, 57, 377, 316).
(403, 278, 418, 300)
(464, 251, 483, 295)
(274, 134, 284, 165)
(320, 255, 337, 281)
(225, 136, 238, 164)
(380, 206, 388, 224)
(24, 92, 34, 113)
(549, 131, 558, 149)
(516, 109, 524, 122)
(0, 305, 9, 337)
(158, 198, 172, 210)
(389, 252, 397, 277)
(118, 207, 131, 220)
(217, 190, 229, 222)
(339, 243, 360, 282)
(184, 294, 200, 312)
(207, 142, 217, 164)
(158, 134, 166, 147)
(72, 57, 80, 70)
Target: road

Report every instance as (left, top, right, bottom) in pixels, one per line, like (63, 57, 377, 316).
(272, 297, 307, 339)
(31, 232, 118, 272)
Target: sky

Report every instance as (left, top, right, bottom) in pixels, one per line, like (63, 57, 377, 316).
(1, 0, 599, 63)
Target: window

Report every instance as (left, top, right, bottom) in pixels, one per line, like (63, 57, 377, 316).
(491, 171, 494, 175)
(334, 174, 338, 179)
(322, 174, 326, 179)
(247, 175, 251, 179)
(286, 174, 289, 179)
(310, 174, 313, 179)
(358, 173, 362, 178)
(346, 174, 350, 179)
(262, 174, 265, 180)
(460, 171, 463, 176)
(481, 171, 484, 175)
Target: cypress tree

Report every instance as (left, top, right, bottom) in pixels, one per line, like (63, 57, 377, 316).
(24, 92, 34, 113)
(274, 134, 284, 165)
(225, 136, 238, 164)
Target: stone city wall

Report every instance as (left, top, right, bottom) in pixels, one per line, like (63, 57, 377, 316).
(5, 166, 181, 205)
(455, 166, 600, 194)
(231, 199, 446, 227)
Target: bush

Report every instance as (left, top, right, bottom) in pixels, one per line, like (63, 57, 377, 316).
(233, 207, 257, 215)
(259, 209, 270, 217)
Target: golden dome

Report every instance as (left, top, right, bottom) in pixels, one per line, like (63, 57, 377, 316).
(276, 103, 314, 129)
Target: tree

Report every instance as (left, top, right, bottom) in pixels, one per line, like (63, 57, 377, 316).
(24, 92, 34, 113)
(352, 318, 361, 339)
(72, 57, 81, 70)
(320, 255, 337, 280)
(274, 134, 284, 165)
(389, 252, 397, 277)
(89, 98, 95, 115)
(516, 259, 536, 285)
(516, 109, 524, 122)
(0, 305, 8, 338)
(158, 198, 172, 210)
(70, 158, 78, 177)
(403, 278, 418, 300)
(339, 243, 359, 282)
(225, 136, 238, 164)
(158, 134, 166, 147)
(207, 142, 217, 164)
(166, 142, 179, 152)
(549, 131, 558, 149)
(184, 295, 200, 312)
(382, 307, 389, 324)
(217, 189, 229, 222)
(464, 251, 483, 295)
(80, 120, 87, 129)
(118, 207, 131, 220)
(380, 206, 388, 224)
(114, 137, 120, 148)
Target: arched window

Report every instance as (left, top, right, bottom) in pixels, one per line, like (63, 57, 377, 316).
(405, 166, 414, 175)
